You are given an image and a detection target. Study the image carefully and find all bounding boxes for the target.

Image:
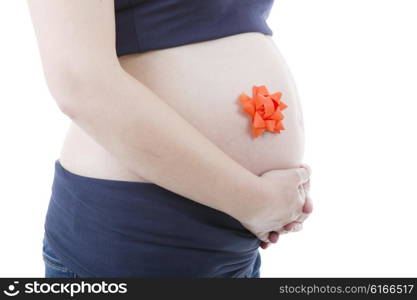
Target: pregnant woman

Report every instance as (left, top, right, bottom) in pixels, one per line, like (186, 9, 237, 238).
(27, 0, 313, 278)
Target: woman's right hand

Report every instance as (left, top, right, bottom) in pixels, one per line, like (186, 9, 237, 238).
(238, 164, 312, 243)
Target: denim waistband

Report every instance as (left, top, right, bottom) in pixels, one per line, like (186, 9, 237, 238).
(44, 159, 261, 277)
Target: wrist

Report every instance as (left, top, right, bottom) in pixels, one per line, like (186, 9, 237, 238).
(223, 174, 267, 223)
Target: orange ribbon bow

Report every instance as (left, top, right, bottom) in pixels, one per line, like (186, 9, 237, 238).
(239, 85, 288, 138)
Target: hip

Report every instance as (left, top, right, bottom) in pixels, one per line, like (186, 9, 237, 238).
(43, 159, 261, 278)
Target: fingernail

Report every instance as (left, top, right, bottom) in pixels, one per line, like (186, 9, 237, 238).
(293, 224, 302, 231)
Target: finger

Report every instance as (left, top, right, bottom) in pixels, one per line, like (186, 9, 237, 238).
(268, 231, 280, 243)
(302, 194, 313, 214)
(292, 222, 303, 232)
(286, 221, 302, 231)
(257, 232, 270, 243)
(296, 213, 308, 223)
(296, 167, 311, 184)
(296, 211, 310, 223)
(298, 183, 306, 201)
(260, 241, 270, 249)
(283, 221, 298, 231)
(296, 186, 312, 223)
(300, 163, 312, 177)
(280, 230, 289, 234)
(303, 179, 311, 192)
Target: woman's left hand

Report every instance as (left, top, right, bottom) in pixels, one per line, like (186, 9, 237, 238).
(260, 171, 312, 250)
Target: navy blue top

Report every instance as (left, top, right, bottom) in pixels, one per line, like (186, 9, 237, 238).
(115, 0, 274, 57)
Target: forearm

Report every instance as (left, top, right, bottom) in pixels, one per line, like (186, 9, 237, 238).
(61, 64, 262, 220)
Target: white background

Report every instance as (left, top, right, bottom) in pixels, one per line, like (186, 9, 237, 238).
(0, 0, 416, 277)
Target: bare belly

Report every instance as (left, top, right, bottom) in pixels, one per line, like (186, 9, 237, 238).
(59, 32, 305, 182)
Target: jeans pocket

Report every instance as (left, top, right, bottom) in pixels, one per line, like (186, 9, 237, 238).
(42, 235, 79, 278)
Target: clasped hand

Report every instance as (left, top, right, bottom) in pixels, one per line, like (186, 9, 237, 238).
(239, 163, 313, 250)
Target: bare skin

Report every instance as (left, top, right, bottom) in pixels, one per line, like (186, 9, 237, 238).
(26, 0, 312, 248)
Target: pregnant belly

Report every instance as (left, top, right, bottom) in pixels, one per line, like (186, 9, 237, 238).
(119, 32, 305, 176)
(59, 33, 305, 181)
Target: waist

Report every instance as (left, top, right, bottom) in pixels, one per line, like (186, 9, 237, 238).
(44, 159, 260, 277)
(59, 32, 305, 182)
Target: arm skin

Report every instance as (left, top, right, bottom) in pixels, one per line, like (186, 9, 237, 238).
(26, 0, 265, 222)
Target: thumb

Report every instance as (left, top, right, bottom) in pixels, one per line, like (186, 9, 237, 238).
(256, 232, 270, 243)
(295, 164, 311, 184)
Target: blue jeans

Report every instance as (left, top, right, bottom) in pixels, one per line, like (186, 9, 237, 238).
(42, 236, 80, 278)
